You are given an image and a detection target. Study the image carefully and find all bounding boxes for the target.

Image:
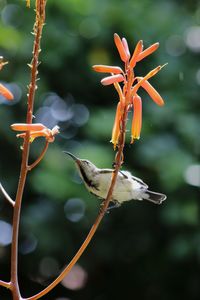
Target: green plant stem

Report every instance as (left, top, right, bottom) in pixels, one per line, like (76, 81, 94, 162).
(25, 108, 128, 300)
(10, 1, 46, 299)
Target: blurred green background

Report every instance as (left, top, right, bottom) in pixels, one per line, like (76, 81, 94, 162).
(0, 0, 200, 299)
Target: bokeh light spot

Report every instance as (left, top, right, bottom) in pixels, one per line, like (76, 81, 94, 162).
(51, 97, 73, 122)
(79, 18, 100, 39)
(64, 198, 85, 222)
(61, 264, 87, 290)
(39, 256, 59, 278)
(165, 35, 186, 56)
(185, 26, 200, 52)
(1, 4, 22, 28)
(0, 220, 12, 246)
(19, 234, 38, 255)
(196, 69, 200, 85)
(72, 104, 89, 126)
(184, 164, 200, 187)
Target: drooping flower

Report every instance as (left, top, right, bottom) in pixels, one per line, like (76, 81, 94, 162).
(92, 33, 166, 148)
(11, 123, 60, 143)
(131, 95, 142, 142)
(111, 102, 122, 149)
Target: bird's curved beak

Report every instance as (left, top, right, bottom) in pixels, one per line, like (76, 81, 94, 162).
(63, 151, 80, 164)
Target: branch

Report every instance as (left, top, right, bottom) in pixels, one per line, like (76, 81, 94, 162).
(10, 1, 47, 299)
(0, 280, 11, 289)
(25, 108, 128, 300)
(28, 141, 49, 171)
(0, 182, 15, 207)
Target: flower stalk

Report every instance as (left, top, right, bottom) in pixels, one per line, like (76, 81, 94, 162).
(9, 1, 47, 299)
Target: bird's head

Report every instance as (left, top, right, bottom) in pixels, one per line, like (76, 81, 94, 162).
(63, 151, 97, 175)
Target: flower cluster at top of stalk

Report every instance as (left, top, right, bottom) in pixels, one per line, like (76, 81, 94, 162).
(92, 33, 166, 149)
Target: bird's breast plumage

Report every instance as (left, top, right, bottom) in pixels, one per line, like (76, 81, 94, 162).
(88, 170, 147, 203)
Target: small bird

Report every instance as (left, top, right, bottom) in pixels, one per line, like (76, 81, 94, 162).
(64, 152, 167, 207)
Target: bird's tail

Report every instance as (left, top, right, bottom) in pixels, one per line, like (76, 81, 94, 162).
(142, 190, 167, 204)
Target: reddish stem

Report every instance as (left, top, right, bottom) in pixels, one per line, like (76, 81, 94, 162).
(10, 1, 46, 299)
(28, 141, 49, 171)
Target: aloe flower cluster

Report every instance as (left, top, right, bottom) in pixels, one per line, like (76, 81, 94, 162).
(93, 33, 166, 149)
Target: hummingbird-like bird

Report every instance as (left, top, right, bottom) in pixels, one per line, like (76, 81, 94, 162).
(64, 152, 167, 207)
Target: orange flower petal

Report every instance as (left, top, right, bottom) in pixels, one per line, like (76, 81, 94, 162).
(138, 78, 164, 106)
(131, 64, 166, 96)
(17, 130, 47, 143)
(114, 33, 129, 62)
(111, 102, 122, 149)
(0, 83, 14, 100)
(131, 95, 142, 143)
(101, 74, 124, 86)
(129, 40, 143, 69)
(122, 37, 130, 59)
(11, 123, 46, 131)
(92, 65, 123, 74)
(136, 42, 159, 62)
(16, 126, 59, 143)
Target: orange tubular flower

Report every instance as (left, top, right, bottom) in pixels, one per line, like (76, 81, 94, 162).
(129, 40, 143, 69)
(101, 74, 124, 86)
(92, 65, 123, 74)
(11, 123, 46, 131)
(114, 33, 129, 62)
(92, 33, 166, 147)
(111, 102, 122, 149)
(11, 123, 59, 143)
(0, 83, 14, 100)
(136, 42, 159, 62)
(131, 95, 142, 143)
(137, 78, 164, 106)
(122, 38, 131, 59)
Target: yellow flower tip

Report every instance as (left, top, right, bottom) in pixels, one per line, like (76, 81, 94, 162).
(92, 65, 123, 74)
(26, 0, 30, 8)
(110, 139, 117, 150)
(101, 74, 124, 86)
(131, 135, 140, 144)
(161, 62, 168, 69)
(114, 33, 129, 62)
(10, 123, 46, 131)
(0, 83, 14, 100)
